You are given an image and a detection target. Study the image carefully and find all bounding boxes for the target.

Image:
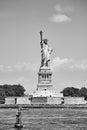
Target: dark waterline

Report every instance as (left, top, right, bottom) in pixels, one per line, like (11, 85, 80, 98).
(0, 108, 87, 130)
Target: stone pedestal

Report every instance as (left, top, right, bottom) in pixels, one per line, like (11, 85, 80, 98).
(37, 66, 53, 91)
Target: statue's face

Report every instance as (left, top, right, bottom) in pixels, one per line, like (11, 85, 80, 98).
(44, 39, 47, 44)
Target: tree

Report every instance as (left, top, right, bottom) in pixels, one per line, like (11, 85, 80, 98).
(3, 84, 25, 97)
(3, 84, 15, 96)
(62, 86, 87, 100)
(12, 84, 25, 96)
(79, 87, 87, 100)
(0, 86, 5, 104)
(62, 87, 80, 97)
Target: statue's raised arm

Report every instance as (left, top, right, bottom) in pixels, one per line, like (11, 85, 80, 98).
(40, 30, 43, 49)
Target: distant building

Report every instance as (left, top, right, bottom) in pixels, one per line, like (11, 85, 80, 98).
(31, 96, 63, 104)
(64, 97, 87, 104)
(5, 97, 30, 104)
(5, 97, 15, 104)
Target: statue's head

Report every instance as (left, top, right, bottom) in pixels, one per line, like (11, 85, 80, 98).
(44, 39, 48, 45)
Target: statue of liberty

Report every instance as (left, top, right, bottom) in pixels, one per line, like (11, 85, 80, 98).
(40, 31, 53, 67)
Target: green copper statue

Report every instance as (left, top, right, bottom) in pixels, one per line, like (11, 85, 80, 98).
(40, 31, 53, 67)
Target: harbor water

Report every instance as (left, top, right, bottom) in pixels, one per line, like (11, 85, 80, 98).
(0, 108, 87, 130)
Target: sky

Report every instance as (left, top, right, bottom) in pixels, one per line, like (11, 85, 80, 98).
(0, 0, 87, 94)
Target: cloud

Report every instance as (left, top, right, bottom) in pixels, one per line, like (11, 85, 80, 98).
(55, 4, 63, 12)
(54, 4, 74, 13)
(51, 57, 72, 71)
(51, 14, 71, 23)
(51, 57, 87, 71)
(14, 62, 38, 72)
(69, 63, 87, 71)
(0, 62, 39, 73)
(50, 4, 72, 23)
(5, 66, 14, 72)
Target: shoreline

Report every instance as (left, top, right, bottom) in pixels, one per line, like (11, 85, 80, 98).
(0, 104, 87, 109)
